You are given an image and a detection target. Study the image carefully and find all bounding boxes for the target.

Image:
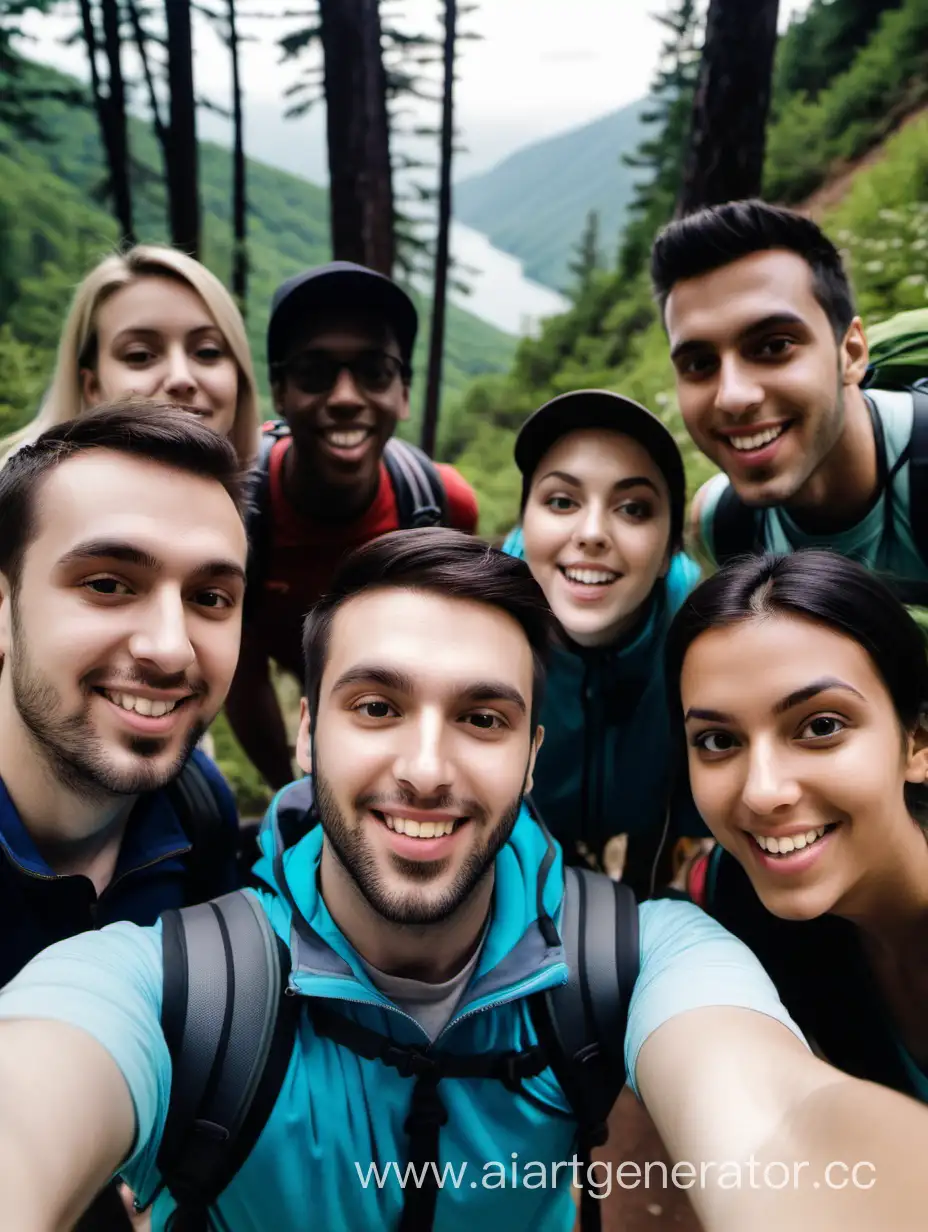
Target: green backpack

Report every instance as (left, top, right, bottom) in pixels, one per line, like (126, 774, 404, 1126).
(865, 307, 928, 390)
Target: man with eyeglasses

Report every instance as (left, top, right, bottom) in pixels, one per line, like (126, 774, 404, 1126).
(224, 261, 479, 793)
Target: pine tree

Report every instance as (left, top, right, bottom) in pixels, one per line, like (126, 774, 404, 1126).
(567, 209, 603, 300)
(616, 0, 702, 280)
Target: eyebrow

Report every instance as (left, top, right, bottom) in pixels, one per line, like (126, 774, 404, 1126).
(56, 540, 246, 586)
(670, 312, 809, 362)
(111, 324, 222, 346)
(684, 676, 865, 723)
(331, 665, 527, 713)
(537, 470, 659, 495)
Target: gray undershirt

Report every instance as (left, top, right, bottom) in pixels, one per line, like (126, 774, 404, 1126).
(359, 936, 485, 1042)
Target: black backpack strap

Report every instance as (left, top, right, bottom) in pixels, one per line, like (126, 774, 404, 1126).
(383, 438, 448, 528)
(165, 758, 236, 906)
(157, 890, 299, 1230)
(243, 422, 289, 623)
(905, 382, 928, 575)
(529, 865, 639, 1232)
(709, 481, 762, 564)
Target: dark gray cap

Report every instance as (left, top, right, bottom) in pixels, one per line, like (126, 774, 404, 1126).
(267, 261, 418, 369)
(514, 389, 686, 548)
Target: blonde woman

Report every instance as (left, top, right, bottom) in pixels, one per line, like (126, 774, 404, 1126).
(1, 245, 261, 467)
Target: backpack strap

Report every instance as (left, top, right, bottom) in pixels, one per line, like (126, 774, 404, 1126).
(709, 481, 762, 564)
(905, 382, 928, 578)
(529, 865, 639, 1232)
(157, 890, 299, 1231)
(243, 422, 289, 623)
(165, 758, 237, 906)
(383, 438, 448, 528)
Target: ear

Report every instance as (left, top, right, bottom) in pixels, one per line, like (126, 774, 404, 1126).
(296, 696, 312, 775)
(524, 724, 544, 794)
(80, 367, 101, 407)
(0, 574, 11, 657)
(840, 317, 869, 388)
(904, 719, 928, 789)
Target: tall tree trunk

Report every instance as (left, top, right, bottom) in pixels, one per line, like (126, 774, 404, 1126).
(78, 0, 135, 243)
(165, 0, 200, 256)
(126, 0, 167, 157)
(421, 0, 456, 458)
(676, 0, 780, 216)
(228, 0, 247, 309)
(100, 0, 133, 243)
(318, 0, 394, 275)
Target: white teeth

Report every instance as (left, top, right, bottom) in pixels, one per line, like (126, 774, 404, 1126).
(563, 567, 618, 586)
(105, 691, 179, 717)
(328, 429, 368, 448)
(752, 825, 828, 855)
(383, 815, 456, 838)
(729, 426, 786, 452)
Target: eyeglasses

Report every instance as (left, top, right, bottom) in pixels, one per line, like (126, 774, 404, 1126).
(273, 349, 410, 395)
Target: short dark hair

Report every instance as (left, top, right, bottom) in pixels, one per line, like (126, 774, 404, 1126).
(303, 527, 555, 727)
(665, 550, 928, 827)
(650, 200, 857, 341)
(0, 399, 248, 589)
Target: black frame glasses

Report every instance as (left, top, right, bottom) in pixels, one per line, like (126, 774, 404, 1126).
(272, 349, 411, 395)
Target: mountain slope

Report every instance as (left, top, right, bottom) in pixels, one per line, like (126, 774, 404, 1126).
(0, 63, 516, 431)
(454, 100, 648, 291)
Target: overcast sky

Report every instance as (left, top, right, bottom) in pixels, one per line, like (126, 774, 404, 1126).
(20, 0, 812, 181)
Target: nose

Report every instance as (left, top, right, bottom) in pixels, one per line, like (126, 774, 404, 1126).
(127, 589, 196, 678)
(327, 365, 365, 412)
(572, 501, 609, 552)
(393, 709, 455, 801)
(741, 742, 802, 818)
(162, 346, 198, 402)
(713, 354, 764, 419)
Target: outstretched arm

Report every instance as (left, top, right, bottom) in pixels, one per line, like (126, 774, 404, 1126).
(0, 1020, 134, 1229)
(638, 1006, 926, 1231)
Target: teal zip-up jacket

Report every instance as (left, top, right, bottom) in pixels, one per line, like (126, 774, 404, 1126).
(503, 530, 706, 893)
(0, 777, 809, 1230)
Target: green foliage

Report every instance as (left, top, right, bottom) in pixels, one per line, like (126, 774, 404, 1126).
(764, 0, 928, 203)
(774, 0, 904, 100)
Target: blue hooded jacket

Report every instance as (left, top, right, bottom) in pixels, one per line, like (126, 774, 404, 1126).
(503, 529, 706, 893)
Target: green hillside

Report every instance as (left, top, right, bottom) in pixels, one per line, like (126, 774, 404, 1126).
(454, 100, 647, 291)
(0, 62, 516, 440)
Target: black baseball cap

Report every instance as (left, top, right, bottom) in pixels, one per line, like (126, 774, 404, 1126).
(267, 261, 419, 369)
(514, 389, 686, 548)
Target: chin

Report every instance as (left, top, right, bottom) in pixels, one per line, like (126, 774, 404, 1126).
(754, 884, 836, 923)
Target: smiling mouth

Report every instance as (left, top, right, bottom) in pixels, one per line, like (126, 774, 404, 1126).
(94, 688, 193, 718)
(750, 822, 837, 857)
(321, 427, 374, 450)
(722, 423, 792, 453)
(371, 810, 467, 839)
(558, 565, 621, 586)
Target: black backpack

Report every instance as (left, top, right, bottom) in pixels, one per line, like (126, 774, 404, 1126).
(164, 756, 240, 906)
(154, 853, 639, 1232)
(243, 422, 450, 619)
(710, 384, 928, 607)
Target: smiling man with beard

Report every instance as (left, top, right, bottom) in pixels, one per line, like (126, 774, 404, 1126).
(0, 401, 246, 992)
(650, 200, 928, 603)
(224, 261, 479, 795)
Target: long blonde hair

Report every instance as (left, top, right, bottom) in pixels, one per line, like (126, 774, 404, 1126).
(1, 245, 262, 466)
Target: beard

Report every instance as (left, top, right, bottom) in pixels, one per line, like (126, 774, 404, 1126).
(314, 766, 525, 926)
(9, 603, 205, 803)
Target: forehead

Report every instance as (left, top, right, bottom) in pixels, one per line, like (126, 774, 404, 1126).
(681, 615, 884, 708)
(27, 450, 246, 574)
(664, 249, 827, 347)
(322, 588, 535, 694)
(533, 428, 666, 490)
(97, 276, 213, 334)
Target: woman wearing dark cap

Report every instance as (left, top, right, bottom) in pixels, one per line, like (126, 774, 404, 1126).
(503, 389, 709, 897)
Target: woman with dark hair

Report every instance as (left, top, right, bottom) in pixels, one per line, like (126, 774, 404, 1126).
(503, 389, 710, 896)
(666, 549, 928, 1099)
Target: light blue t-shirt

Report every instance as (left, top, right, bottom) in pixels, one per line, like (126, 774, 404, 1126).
(0, 896, 805, 1231)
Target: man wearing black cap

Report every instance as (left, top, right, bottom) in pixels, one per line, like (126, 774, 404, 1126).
(224, 261, 479, 791)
